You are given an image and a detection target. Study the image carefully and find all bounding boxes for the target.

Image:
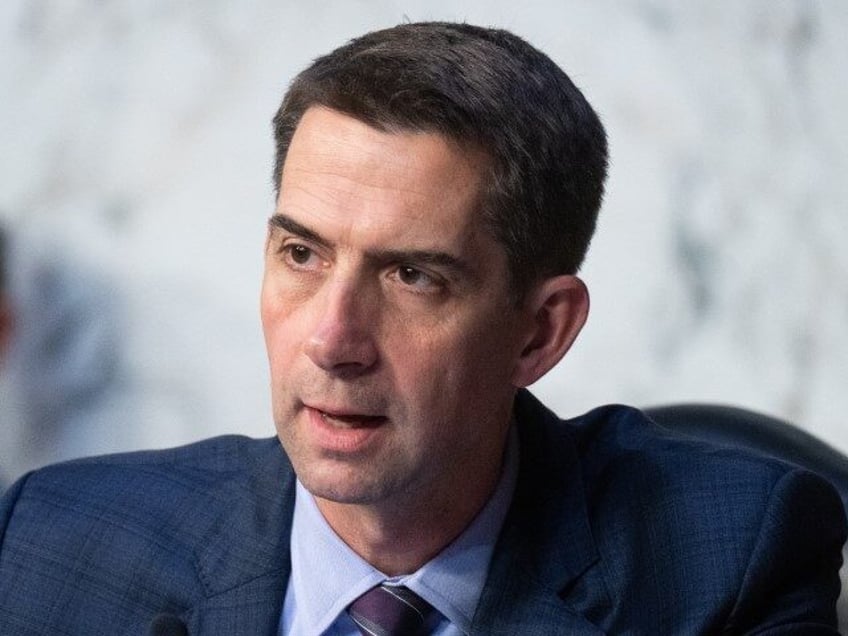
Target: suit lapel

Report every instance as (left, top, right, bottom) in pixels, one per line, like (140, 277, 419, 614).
(471, 391, 610, 634)
(182, 438, 296, 636)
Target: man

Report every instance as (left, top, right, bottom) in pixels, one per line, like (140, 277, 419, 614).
(0, 22, 844, 636)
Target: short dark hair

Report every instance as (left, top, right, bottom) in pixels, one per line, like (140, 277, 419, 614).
(272, 22, 608, 297)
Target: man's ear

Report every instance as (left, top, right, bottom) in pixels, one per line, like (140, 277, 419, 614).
(511, 275, 589, 388)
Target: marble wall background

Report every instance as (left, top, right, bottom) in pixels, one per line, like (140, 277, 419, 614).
(1, 0, 846, 481)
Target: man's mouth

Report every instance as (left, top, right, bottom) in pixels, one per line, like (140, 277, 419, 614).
(310, 407, 387, 428)
(301, 404, 389, 453)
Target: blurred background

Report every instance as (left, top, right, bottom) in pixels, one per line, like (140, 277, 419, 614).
(1, 0, 846, 484)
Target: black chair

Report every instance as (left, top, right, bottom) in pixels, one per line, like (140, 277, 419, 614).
(645, 403, 848, 624)
(644, 404, 848, 509)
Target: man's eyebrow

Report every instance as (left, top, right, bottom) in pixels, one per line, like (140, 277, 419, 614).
(370, 248, 474, 279)
(267, 214, 331, 248)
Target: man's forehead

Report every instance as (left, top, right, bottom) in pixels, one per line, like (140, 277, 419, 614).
(279, 108, 483, 210)
(283, 106, 489, 178)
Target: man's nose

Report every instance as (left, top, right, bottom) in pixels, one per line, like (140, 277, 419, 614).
(304, 277, 379, 376)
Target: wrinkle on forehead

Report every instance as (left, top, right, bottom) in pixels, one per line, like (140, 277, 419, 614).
(278, 106, 489, 239)
(282, 107, 485, 197)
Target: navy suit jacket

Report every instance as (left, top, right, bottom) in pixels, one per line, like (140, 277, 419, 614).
(1, 391, 845, 634)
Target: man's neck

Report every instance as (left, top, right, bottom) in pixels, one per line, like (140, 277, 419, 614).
(314, 451, 506, 576)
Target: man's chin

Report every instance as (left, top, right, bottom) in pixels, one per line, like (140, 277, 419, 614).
(296, 463, 404, 508)
(302, 479, 382, 507)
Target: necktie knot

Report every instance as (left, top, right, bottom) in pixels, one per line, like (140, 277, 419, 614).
(348, 584, 437, 636)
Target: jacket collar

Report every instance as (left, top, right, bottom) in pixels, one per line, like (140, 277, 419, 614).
(471, 390, 608, 634)
(184, 437, 296, 635)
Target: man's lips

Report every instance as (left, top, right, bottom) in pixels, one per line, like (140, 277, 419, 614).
(303, 404, 388, 453)
(305, 405, 387, 428)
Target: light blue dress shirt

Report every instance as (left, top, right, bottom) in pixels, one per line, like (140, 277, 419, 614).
(279, 426, 519, 636)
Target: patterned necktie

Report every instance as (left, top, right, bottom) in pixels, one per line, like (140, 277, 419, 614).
(347, 584, 438, 636)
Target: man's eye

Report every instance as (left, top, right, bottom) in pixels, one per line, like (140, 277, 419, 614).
(394, 266, 441, 293)
(398, 266, 424, 285)
(290, 245, 311, 264)
(282, 244, 318, 268)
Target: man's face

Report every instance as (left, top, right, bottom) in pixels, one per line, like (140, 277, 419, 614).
(261, 107, 531, 513)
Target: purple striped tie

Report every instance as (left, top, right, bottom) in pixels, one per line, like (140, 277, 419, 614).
(347, 584, 437, 636)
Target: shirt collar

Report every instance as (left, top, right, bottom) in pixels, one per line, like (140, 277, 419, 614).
(287, 424, 519, 635)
